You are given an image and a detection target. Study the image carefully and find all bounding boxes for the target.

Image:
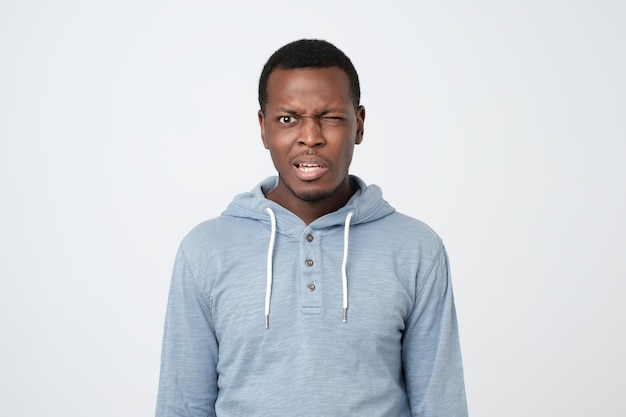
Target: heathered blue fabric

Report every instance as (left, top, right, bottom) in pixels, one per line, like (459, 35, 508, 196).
(156, 176, 468, 417)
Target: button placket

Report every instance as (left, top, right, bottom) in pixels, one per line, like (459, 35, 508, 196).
(300, 228, 322, 314)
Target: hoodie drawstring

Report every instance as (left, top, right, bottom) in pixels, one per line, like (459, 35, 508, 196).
(265, 207, 277, 329)
(341, 212, 354, 322)
(263, 208, 354, 328)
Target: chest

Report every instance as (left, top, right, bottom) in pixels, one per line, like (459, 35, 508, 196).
(204, 229, 418, 348)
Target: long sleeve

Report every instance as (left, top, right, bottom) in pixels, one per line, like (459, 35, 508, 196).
(156, 245, 218, 417)
(402, 244, 468, 417)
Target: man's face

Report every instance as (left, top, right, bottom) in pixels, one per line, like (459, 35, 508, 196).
(258, 67, 365, 205)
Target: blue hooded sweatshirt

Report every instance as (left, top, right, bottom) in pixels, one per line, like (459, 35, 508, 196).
(156, 176, 468, 417)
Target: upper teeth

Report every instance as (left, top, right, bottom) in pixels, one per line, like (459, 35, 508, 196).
(299, 164, 320, 171)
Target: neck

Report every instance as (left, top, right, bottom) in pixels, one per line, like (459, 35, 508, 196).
(266, 177, 355, 225)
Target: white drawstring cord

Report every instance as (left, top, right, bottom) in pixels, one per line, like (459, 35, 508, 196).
(265, 207, 277, 329)
(341, 212, 354, 322)
(265, 208, 353, 326)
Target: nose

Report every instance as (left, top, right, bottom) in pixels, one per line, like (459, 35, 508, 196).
(298, 116, 324, 147)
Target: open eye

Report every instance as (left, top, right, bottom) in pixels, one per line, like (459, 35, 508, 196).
(277, 115, 297, 124)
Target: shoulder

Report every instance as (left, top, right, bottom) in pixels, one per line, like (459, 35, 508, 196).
(350, 211, 445, 281)
(178, 215, 270, 264)
(386, 211, 440, 236)
(364, 211, 443, 252)
(182, 216, 237, 244)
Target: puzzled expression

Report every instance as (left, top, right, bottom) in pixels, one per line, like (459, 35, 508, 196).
(258, 67, 365, 203)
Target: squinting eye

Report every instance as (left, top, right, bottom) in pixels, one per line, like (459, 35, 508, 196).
(320, 116, 344, 127)
(278, 116, 297, 124)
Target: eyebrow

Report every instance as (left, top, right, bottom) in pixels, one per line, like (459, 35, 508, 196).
(276, 107, 345, 117)
(277, 108, 301, 116)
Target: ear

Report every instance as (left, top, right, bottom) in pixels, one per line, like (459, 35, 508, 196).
(258, 110, 269, 149)
(355, 105, 365, 145)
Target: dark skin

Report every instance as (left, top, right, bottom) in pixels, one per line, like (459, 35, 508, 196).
(258, 67, 366, 225)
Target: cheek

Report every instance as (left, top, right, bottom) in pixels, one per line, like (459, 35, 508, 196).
(338, 142, 356, 167)
(266, 141, 292, 167)
(265, 128, 299, 148)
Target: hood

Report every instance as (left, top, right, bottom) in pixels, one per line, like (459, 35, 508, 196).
(221, 175, 395, 328)
(222, 175, 395, 232)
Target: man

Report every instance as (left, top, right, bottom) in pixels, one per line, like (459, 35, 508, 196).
(156, 39, 468, 416)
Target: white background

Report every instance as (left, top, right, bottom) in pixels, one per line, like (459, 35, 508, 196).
(1, 1, 624, 416)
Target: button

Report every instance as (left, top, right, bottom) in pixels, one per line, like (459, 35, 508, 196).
(305, 259, 314, 267)
(307, 283, 316, 292)
(306, 234, 314, 242)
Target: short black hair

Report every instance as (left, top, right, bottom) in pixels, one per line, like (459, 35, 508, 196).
(258, 39, 361, 111)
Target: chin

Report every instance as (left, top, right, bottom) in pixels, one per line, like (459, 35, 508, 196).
(293, 189, 335, 202)
(286, 180, 339, 203)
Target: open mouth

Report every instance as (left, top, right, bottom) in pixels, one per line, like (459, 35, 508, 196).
(293, 162, 328, 180)
(296, 163, 323, 172)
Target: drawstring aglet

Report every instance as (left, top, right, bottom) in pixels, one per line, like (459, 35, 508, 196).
(342, 308, 347, 323)
(265, 315, 269, 329)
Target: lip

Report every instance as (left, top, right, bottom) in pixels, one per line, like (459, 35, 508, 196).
(291, 156, 329, 181)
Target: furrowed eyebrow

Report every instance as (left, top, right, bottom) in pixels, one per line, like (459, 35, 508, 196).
(276, 108, 346, 117)
(317, 108, 347, 115)
(277, 108, 300, 115)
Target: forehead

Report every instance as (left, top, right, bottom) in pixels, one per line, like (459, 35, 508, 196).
(265, 67, 352, 109)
